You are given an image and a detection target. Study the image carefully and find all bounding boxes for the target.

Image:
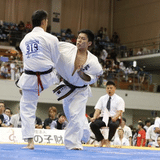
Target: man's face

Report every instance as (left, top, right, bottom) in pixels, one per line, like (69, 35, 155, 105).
(58, 116, 66, 124)
(121, 119, 126, 126)
(76, 33, 91, 50)
(146, 122, 151, 127)
(118, 129, 124, 137)
(5, 109, 11, 117)
(49, 110, 56, 118)
(106, 85, 116, 96)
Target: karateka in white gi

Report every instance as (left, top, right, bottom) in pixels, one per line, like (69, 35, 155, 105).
(17, 10, 60, 149)
(54, 30, 103, 150)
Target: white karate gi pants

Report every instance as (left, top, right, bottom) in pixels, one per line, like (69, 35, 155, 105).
(20, 89, 38, 139)
(63, 88, 90, 150)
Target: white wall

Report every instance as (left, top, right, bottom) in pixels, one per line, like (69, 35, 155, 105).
(1, 80, 160, 111)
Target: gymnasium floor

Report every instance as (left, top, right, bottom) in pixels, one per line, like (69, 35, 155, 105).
(0, 143, 160, 160)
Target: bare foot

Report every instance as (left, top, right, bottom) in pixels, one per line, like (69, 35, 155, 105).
(98, 139, 107, 147)
(104, 139, 111, 148)
(22, 138, 34, 150)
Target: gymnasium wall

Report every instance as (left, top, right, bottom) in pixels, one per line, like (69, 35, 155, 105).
(0, 0, 52, 25)
(114, 0, 160, 44)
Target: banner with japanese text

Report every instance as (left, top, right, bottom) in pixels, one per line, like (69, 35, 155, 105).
(0, 128, 65, 144)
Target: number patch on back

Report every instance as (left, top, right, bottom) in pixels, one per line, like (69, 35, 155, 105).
(25, 40, 39, 58)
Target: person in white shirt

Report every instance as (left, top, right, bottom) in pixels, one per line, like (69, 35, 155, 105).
(144, 119, 151, 132)
(54, 30, 103, 150)
(146, 125, 156, 147)
(113, 128, 129, 146)
(154, 117, 160, 147)
(17, 10, 60, 149)
(90, 81, 125, 147)
(113, 118, 132, 146)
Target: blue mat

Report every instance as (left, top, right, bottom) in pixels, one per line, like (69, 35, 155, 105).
(0, 144, 160, 160)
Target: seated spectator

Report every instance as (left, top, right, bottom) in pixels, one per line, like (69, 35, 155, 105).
(35, 117, 42, 129)
(156, 135, 160, 148)
(50, 113, 68, 130)
(25, 21, 32, 32)
(0, 104, 4, 127)
(43, 106, 57, 129)
(111, 32, 120, 43)
(113, 118, 132, 146)
(144, 119, 151, 132)
(65, 28, 72, 35)
(113, 128, 129, 147)
(99, 45, 108, 66)
(137, 48, 143, 55)
(97, 27, 103, 39)
(110, 49, 118, 65)
(146, 124, 156, 147)
(0, 101, 10, 127)
(103, 28, 110, 41)
(18, 21, 25, 31)
(9, 106, 21, 128)
(4, 107, 12, 122)
(1, 62, 9, 79)
(136, 122, 146, 147)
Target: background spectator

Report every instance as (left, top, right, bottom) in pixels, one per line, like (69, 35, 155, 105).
(146, 124, 156, 147)
(35, 117, 42, 129)
(9, 106, 21, 128)
(136, 122, 146, 147)
(113, 117, 132, 146)
(43, 106, 57, 129)
(50, 113, 68, 130)
(113, 128, 129, 147)
(144, 119, 151, 132)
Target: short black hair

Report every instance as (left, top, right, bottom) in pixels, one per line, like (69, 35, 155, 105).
(32, 10, 48, 28)
(122, 117, 126, 123)
(145, 119, 151, 125)
(138, 122, 144, 128)
(106, 81, 116, 86)
(58, 112, 66, 118)
(78, 29, 94, 43)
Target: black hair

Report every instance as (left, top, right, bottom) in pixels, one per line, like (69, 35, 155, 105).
(122, 117, 126, 123)
(145, 119, 151, 125)
(118, 128, 124, 132)
(78, 29, 94, 43)
(5, 107, 12, 114)
(138, 122, 144, 128)
(58, 112, 66, 118)
(32, 10, 48, 28)
(106, 81, 116, 86)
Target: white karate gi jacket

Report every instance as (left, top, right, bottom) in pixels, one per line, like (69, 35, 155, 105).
(56, 42, 103, 150)
(18, 27, 60, 90)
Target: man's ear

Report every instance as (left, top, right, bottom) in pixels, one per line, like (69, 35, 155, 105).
(41, 19, 45, 26)
(88, 41, 92, 47)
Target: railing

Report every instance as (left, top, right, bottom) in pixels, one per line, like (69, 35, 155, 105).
(95, 70, 154, 92)
(0, 60, 155, 92)
(120, 36, 160, 57)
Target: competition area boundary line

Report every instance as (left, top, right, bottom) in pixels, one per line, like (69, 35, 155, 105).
(0, 142, 160, 151)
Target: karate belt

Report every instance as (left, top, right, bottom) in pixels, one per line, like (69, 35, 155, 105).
(53, 79, 87, 101)
(24, 67, 53, 96)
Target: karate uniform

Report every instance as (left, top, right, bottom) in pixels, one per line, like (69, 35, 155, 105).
(113, 137, 129, 146)
(56, 42, 103, 149)
(17, 27, 60, 139)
